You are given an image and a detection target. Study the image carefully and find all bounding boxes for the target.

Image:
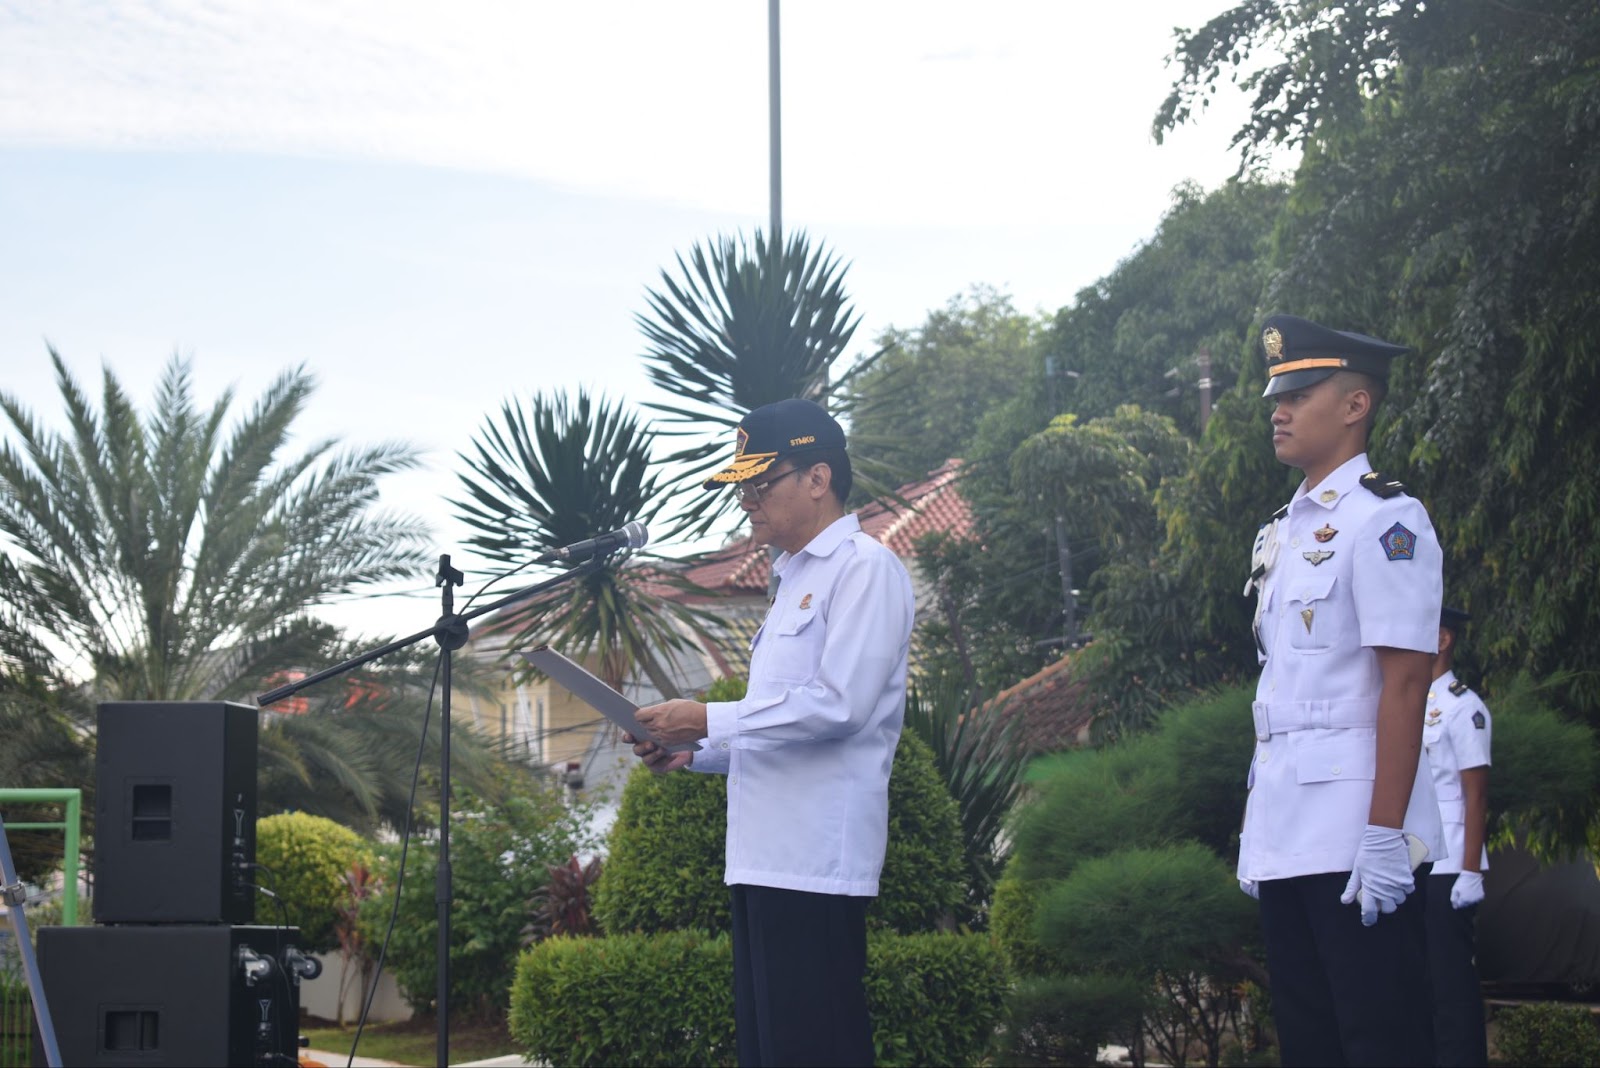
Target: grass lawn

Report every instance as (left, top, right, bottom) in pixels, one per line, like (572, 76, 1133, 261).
(301, 1014, 518, 1066)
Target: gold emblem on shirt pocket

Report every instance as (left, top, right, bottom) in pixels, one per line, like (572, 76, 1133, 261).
(1286, 573, 1337, 654)
(1292, 736, 1376, 784)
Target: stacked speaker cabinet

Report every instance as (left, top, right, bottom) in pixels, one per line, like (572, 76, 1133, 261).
(34, 701, 317, 1067)
(94, 701, 258, 924)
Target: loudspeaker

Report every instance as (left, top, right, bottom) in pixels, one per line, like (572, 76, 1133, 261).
(34, 924, 312, 1067)
(94, 701, 258, 925)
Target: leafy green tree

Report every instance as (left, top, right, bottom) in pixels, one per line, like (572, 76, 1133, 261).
(360, 776, 595, 1016)
(1154, 0, 1600, 728)
(636, 228, 888, 535)
(1040, 180, 1289, 437)
(845, 286, 1045, 487)
(453, 388, 712, 697)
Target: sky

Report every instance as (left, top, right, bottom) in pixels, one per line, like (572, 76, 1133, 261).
(0, 0, 1273, 639)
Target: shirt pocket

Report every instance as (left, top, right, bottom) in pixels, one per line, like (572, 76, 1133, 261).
(764, 609, 823, 684)
(1293, 735, 1376, 784)
(1284, 572, 1338, 654)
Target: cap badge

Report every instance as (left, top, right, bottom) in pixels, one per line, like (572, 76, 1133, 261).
(1319, 489, 1339, 503)
(1302, 550, 1334, 566)
(734, 426, 749, 457)
(1380, 522, 1417, 561)
(1314, 525, 1338, 543)
(798, 593, 813, 610)
(1300, 607, 1314, 632)
(1263, 326, 1284, 359)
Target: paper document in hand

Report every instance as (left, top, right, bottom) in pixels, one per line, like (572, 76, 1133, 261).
(519, 646, 700, 753)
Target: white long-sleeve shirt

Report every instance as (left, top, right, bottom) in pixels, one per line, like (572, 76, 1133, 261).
(695, 513, 915, 896)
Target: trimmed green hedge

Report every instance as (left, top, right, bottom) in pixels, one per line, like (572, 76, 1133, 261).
(510, 930, 1006, 1067)
(1493, 1001, 1600, 1067)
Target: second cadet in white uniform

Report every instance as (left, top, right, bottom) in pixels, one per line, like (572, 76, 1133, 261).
(1423, 605, 1492, 1066)
(1240, 314, 1444, 1067)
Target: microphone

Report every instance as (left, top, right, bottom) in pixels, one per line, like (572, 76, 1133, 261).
(536, 521, 649, 564)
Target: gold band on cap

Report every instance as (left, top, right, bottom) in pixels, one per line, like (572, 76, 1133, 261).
(706, 450, 779, 483)
(1268, 357, 1346, 377)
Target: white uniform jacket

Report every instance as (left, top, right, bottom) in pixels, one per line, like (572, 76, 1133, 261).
(1424, 670, 1492, 876)
(695, 513, 915, 896)
(1239, 453, 1446, 881)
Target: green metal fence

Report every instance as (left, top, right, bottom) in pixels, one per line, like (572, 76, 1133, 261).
(0, 967, 29, 1068)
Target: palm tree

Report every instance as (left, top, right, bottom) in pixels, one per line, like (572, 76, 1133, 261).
(452, 389, 713, 698)
(0, 349, 432, 700)
(636, 228, 891, 535)
(0, 348, 477, 836)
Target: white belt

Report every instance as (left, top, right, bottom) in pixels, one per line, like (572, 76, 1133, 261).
(1252, 698, 1379, 741)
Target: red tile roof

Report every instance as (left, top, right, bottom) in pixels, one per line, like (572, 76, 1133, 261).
(677, 459, 973, 596)
(983, 650, 1096, 753)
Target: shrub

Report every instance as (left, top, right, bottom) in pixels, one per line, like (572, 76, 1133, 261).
(359, 781, 593, 1015)
(509, 929, 1005, 1067)
(863, 931, 1008, 1067)
(1000, 973, 1146, 1066)
(1033, 842, 1257, 976)
(590, 764, 730, 935)
(511, 931, 736, 1067)
(255, 811, 371, 952)
(1493, 1001, 1600, 1067)
(990, 871, 1066, 977)
(593, 729, 963, 936)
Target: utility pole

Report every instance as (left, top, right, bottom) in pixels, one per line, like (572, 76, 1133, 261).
(1044, 356, 1078, 646)
(1055, 515, 1076, 647)
(768, 0, 782, 251)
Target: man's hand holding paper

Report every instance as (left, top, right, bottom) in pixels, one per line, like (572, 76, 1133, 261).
(634, 699, 708, 748)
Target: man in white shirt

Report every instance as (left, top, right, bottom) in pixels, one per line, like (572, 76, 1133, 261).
(631, 398, 915, 1067)
(1424, 605, 1491, 1066)
(1240, 314, 1444, 1066)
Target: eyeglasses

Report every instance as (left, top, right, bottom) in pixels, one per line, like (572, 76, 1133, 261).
(733, 466, 806, 504)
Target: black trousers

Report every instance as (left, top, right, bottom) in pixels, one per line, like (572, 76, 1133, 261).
(1424, 873, 1488, 1066)
(729, 883, 874, 1067)
(1259, 869, 1435, 1067)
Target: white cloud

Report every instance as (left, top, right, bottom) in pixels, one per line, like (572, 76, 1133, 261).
(0, 0, 1262, 226)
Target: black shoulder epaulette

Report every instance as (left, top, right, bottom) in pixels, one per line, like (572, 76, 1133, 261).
(1449, 678, 1470, 697)
(1360, 471, 1407, 498)
(1270, 504, 1289, 520)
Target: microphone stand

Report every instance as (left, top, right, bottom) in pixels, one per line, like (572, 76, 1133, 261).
(257, 551, 605, 1068)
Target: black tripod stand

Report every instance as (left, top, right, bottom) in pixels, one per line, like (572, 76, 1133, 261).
(257, 552, 603, 1067)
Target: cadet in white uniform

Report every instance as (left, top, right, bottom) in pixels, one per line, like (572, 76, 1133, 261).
(1424, 605, 1492, 1066)
(1240, 314, 1444, 1067)
(630, 398, 915, 1068)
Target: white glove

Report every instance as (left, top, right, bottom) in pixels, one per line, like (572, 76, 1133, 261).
(1239, 878, 1260, 900)
(1340, 824, 1416, 926)
(1451, 870, 1485, 909)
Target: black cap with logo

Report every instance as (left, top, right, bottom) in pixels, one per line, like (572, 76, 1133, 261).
(1260, 313, 1411, 397)
(702, 398, 847, 490)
